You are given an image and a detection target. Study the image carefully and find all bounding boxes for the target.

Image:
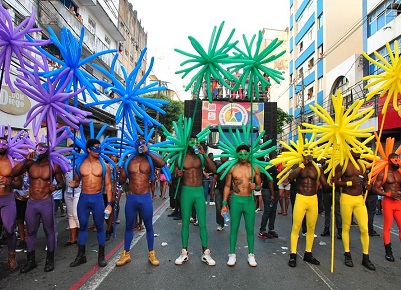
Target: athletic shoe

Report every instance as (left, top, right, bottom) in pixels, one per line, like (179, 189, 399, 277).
(268, 230, 279, 238)
(369, 230, 380, 237)
(175, 249, 188, 265)
(258, 231, 272, 239)
(201, 249, 216, 266)
(209, 201, 215, 206)
(15, 240, 27, 253)
(227, 254, 236, 266)
(302, 232, 317, 238)
(193, 220, 199, 226)
(217, 226, 224, 231)
(247, 254, 257, 267)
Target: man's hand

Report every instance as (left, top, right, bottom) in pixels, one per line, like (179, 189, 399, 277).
(197, 145, 205, 155)
(176, 170, 184, 177)
(69, 180, 78, 188)
(49, 182, 56, 192)
(250, 182, 256, 190)
(105, 204, 112, 213)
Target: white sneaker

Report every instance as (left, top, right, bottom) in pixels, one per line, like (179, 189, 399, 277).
(217, 226, 224, 231)
(209, 201, 215, 205)
(227, 254, 236, 266)
(302, 232, 317, 238)
(201, 249, 216, 266)
(175, 249, 188, 265)
(248, 253, 257, 267)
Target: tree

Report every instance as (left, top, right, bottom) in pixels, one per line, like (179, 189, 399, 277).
(277, 107, 293, 135)
(145, 93, 184, 133)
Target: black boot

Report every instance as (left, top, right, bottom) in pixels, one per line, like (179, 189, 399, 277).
(384, 243, 395, 262)
(44, 251, 55, 272)
(303, 251, 320, 265)
(20, 251, 37, 273)
(320, 227, 330, 236)
(344, 252, 353, 267)
(288, 253, 297, 267)
(70, 245, 87, 267)
(362, 254, 376, 271)
(98, 245, 107, 267)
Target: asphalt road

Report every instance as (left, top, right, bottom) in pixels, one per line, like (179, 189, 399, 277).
(1, 188, 401, 290)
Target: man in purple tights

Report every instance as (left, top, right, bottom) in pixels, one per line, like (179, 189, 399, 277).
(11, 143, 65, 273)
(0, 137, 23, 270)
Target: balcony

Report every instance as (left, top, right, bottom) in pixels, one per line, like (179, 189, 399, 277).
(38, 1, 95, 54)
(91, 0, 125, 41)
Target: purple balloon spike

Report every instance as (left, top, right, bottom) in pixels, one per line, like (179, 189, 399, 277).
(0, 125, 35, 166)
(0, 6, 50, 92)
(15, 64, 92, 147)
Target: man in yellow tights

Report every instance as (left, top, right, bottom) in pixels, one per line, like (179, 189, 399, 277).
(333, 149, 375, 270)
(287, 154, 329, 267)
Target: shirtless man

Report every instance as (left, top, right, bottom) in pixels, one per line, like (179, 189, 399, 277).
(11, 142, 65, 273)
(372, 153, 401, 262)
(174, 135, 216, 266)
(115, 138, 165, 267)
(0, 137, 23, 270)
(333, 149, 375, 270)
(287, 154, 328, 267)
(69, 139, 112, 268)
(221, 144, 261, 267)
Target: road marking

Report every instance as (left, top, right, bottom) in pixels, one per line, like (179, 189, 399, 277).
(297, 253, 340, 290)
(69, 200, 170, 290)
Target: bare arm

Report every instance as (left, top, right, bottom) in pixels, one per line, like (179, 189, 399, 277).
(221, 167, 233, 215)
(148, 152, 166, 168)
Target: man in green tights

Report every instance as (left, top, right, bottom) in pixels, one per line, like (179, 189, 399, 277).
(221, 144, 261, 267)
(174, 136, 216, 266)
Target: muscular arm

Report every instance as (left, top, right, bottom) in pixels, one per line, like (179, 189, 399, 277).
(119, 167, 127, 185)
(221, 168, 233, 214)
(149, 152, 166, 168)
(204, 155, 216, 173)
(372, 171, 385, 196)
(104, 164, 112, 203)
(54, 164, 65, 190)
(11, 159, 33, 177)
(252, 166, 261, 190)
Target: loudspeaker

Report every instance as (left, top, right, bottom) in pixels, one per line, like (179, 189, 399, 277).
(184, 100, 202, 134)
(264, 102, 277, 143)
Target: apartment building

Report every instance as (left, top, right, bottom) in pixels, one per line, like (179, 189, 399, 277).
(364, 0, 401, 142)
(287, 0, 364, 141)
(0, 0, 147, 141)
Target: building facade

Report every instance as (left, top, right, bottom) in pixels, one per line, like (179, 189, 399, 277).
(287, 0, 365, 142)
(0, 0, 148, 142)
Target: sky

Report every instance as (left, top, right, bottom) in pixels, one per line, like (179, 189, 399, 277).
(131, 0, 290, 100)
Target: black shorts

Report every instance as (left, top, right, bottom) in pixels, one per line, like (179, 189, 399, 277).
(15, 198, 27, 221)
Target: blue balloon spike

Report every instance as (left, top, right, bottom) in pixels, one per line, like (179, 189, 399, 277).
(85, 47, 169, 129)
(29, 26, 116, 103)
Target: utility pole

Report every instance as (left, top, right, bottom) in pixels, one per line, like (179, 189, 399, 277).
(155, 80, 161, 142)
(300, 72, 305, 129)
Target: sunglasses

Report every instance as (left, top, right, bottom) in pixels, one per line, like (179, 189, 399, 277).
(36, 146, 48, 154)
(89, 146, 101, 153)
(188, 140, 199, 147)
(0, 142, 8, 149)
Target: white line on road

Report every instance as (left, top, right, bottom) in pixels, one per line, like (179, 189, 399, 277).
(79, 201, 170, 290)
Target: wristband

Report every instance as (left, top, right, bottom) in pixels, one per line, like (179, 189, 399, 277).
(299, 163, 305, 169)
(346, 181, 353, 187)
(107, 201, 113, 205)
(222, 200, 228, 206)
(385, 192, 391, 197)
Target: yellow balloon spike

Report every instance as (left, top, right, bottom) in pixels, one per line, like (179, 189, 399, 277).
(301, 90, 375, 177)
(269, 127, 321, 184)
(362, 40, 401, 115)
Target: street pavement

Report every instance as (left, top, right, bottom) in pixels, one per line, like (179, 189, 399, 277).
(1, 188, 401, 290)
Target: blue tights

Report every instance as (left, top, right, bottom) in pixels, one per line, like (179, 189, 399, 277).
(124, 192, 154, 252)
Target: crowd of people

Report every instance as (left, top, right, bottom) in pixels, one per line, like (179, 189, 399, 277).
(0, 136, 399, 273)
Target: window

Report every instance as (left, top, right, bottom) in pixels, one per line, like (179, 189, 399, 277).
(104, 35, 111, 47)
(307, 87, 314, 100)
(308, 58, 314, 69)
(307, 115, 314, 124)
(318, 15, 323, 29)
(88, 16, 96, 34)
(299, 41, 303, 53)
(368, 0, 401, 37)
